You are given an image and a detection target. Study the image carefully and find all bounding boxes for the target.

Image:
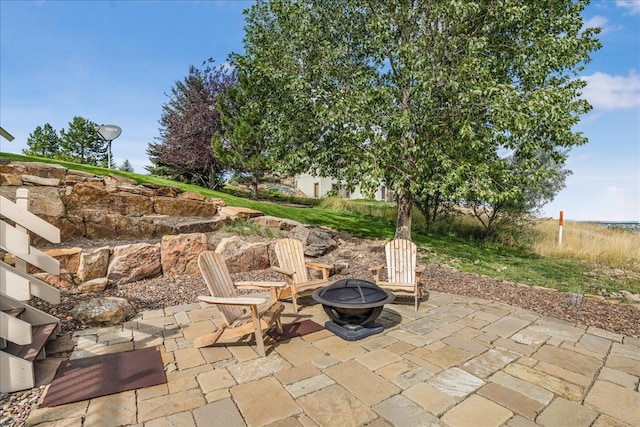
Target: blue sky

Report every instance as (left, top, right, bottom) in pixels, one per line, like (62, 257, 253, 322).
(1, 0, 638, 222)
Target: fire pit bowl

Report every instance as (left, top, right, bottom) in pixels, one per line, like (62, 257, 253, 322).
(312, 279, 395, 341)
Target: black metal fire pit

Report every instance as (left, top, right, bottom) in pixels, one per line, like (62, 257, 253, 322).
(312, 279, 395, 341)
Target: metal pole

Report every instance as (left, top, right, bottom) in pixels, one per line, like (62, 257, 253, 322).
(107, 140, 112, 169)
(558, 211, 564, 246)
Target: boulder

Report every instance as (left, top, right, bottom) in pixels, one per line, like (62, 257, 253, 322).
(177, 191, 206, 201)
(0, 172, 22, 186)
(114, 183, 156, 198)
(108, 243, 162, 284)
(21, 175, 61, 186)
(71, 297, 135, 326)
(77, 246, 111, 282)
(18, 161, 67, 182)
(290, 225, 338, 257)
(215, 236, 271, 273)
(63, 183, 154, 216)
(42, 247, 82, 274)
(22, 187, 66, 218)
(217, 206, 262, 220)
(104, 173, 138, 187)
(0, 163, 28, 185)
(249, 215, 301, 231)
(151, 216, 227, 235)
(32, 272, 76, 291)
(154, 196, 220, 217)
(161, 233, 208, 277)
(142, 184, 181, 197)
(63, 169, 98, 184)
(50, 215, 85, 243)
(82, 211, 166, 240)
(77, 277, 109, 293)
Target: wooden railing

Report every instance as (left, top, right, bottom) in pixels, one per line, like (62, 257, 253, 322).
(0, 188, 62, 393)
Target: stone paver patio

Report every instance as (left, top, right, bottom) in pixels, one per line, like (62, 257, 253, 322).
(26, 291, 640, 426)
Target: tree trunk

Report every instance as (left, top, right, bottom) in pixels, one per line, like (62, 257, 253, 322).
(207, 167, 217, 190)
(251, 176, 259, 200)
(395, 70, 414, 240)
(395, 190, 413, 240)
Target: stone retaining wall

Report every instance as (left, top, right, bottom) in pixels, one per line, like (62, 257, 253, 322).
(0, 160, 227, 242)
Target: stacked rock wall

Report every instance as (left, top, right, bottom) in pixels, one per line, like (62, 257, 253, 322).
(0, 160, 226, 242)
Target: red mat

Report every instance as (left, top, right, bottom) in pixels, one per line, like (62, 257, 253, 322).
(268, 320, 325, 341)
(40, 346, 166, 407)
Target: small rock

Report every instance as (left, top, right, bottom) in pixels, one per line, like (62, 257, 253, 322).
(71, 297, 135, 326)
(620, 290, 640, 303)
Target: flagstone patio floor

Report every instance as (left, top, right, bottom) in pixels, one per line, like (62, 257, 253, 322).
(26, 291, 640, 426)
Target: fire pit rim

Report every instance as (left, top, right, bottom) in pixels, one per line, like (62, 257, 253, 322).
(311, 279, 395, 310)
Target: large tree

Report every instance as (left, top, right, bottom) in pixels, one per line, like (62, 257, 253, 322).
(23, 123, 60, 158)
(233, 0, 600, 240)
(59, 116, 107, 166)
(147, 59, 237, 189)
(212, 72, 273, 199)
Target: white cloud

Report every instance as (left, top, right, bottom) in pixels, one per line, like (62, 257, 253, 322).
(616, 0, 640, 15)
(582, 71, 640, 110)
(583, 14, 607, 28)
(582, 15, 620, 34)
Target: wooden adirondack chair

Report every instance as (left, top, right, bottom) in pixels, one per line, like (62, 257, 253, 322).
(194, 251, 285, 357)
(273, 238, 333, 314)
(370, 239, 426, 311)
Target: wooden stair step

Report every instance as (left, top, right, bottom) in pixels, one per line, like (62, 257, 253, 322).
(2, 308, 26, 318)
(3, 323, 58, 362)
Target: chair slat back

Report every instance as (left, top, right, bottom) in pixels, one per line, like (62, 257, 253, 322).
(274, 238, 309, 284)
(385, 239, 417, 284)
(198, 251, 244, 327)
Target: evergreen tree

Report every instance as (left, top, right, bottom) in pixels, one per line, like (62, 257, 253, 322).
(119, 159, 135, 172)
(59, 117, 107, 166)
(213, 72, 272, 199)
(23, 123, 60, 158)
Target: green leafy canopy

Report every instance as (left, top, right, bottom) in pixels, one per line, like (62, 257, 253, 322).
(233, 0, 601, 239)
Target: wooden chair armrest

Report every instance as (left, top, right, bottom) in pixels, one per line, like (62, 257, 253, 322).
(235, 281, 288, 302)
(198, 295, 266, 306)
(370, 264, 385, 274)
(370, 264, 385, 282)
(306, 262, 332, 279)
(306, 262, 332, 271)
(235, 281, 287, 290)
(272, 266, 295, 277)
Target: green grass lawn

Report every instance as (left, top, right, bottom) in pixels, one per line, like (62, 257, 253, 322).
(3, 152, 637, 297)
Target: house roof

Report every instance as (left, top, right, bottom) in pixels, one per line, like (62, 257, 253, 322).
(0, 127, 15, 142)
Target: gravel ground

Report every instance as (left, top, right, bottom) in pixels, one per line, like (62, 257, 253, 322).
(42, 232, 640, 338)
(2, 232, 639, 427)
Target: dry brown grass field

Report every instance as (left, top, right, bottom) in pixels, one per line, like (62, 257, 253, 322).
(534, 220, 640, 272)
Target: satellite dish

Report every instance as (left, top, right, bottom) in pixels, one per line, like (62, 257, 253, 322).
(97, 125, 122, 141)
(96, 124, 122, 169)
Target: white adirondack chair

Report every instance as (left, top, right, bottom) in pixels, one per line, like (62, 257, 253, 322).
(370, 239, 426, 311)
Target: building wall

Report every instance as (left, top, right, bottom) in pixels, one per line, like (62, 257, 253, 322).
(295, 173, 391, 201)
